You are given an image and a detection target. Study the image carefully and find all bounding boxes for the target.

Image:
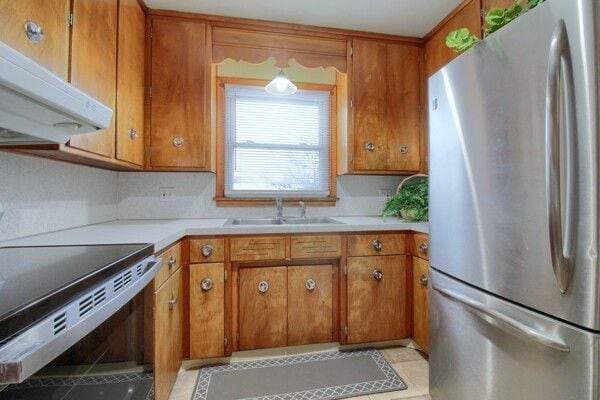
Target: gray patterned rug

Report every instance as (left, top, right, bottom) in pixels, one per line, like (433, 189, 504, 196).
(192, 349, 407, 400)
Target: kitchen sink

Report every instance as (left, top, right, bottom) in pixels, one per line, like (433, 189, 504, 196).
(225, 217, 343, 226)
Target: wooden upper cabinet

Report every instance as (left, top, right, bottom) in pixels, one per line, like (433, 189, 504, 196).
(351, 39, 421, 173)
(149, 18, 210, 170)
(424, 0, 481, 77)
(116, 0, 145, 166)
(68, 0, 118, 157)
(0, 0, 70, 79)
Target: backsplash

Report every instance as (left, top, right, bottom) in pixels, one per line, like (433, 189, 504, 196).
(0, 153, 118, 242)
(117, 173, 403, 219)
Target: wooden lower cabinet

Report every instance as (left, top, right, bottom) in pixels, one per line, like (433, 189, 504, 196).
(287, 265, 333, 346)
(412, 256, 429, 352)
(190, 263, 225, 358)
(346, 255, 408, 344)
(238, 266, 288, 350)
(152, 268, 183, 400)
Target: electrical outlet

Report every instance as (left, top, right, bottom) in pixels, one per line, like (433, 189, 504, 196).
(378, 188, 393, 201)
(159, 187, 175, 201)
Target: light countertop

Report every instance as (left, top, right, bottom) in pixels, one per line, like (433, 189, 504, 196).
(1, 217, 428, 253)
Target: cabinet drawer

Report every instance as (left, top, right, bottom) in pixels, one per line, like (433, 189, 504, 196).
(230, 237, 287, 261)
(347, 233, 406, 256)
(291, 235, 342, 259)
(154, 242, 182, 290)
(189, 238, 225, 263)
(411, 233, 429, 260)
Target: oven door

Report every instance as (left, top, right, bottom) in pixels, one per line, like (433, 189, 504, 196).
(0, 290, 153, 400)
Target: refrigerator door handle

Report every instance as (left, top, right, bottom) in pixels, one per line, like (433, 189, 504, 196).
(545, 19, 576, 294)
(433, 283, 571, 352)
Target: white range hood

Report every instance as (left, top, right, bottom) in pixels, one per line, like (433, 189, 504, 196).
(0, 41, 112, 145)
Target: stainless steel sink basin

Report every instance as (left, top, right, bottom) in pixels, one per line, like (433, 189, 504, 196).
(225, 217, 343, 226)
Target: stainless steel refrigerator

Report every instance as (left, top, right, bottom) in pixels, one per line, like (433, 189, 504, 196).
(428, 0, 600, 398)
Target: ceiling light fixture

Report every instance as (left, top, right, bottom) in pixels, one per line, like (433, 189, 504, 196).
(265, 71, 297, 96)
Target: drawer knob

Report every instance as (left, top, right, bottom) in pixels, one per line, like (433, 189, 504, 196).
(168, 255, 176, 269)
(420, 274, 428, 286)
(399, 145, 409, 154)
(24, 20, 44, 43)
(258, 280, 269, 293)
(201, 278, 213, 291)
(172, 136, 185, 148)
(372, 239, 383, 251)
(168, 294, 178, 310)
(372, 269, 383, 281)
(305, 279, 316, 291)
(419, 242, 429, 254)
(201, 244, 214, 257)
(128, 128, 138, 140)
(365, 142, 375, 152)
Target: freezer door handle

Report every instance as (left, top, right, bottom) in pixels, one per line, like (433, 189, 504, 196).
(433, 283, 570, 352)
(544, 19, 576, 294)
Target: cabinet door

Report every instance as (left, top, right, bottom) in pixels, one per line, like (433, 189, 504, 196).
(190, 263, 225, 359)
(412, 256, 429, 352)
(352, 40, 420, 173)
(238, 267, 287, 350)
(0, 0, 70, 79)
(154, 268, 183, 400)
(116, 0, 145, 166)
(347, 255, 407, 343)
(68, 0, 117, 157)
(150, 18, 208, 169)
(288, 265, 333, 346)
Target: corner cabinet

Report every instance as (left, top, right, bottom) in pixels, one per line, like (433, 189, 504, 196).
(148, 18, 213, 170)
(410, 233, 429, 353)
(347, 39, 421, 174)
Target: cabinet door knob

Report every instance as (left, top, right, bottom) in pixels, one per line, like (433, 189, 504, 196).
(258, 281, 269, 293)
(168, 294, 178, 310)
(399, 146, 409, 154)
(365, 142, 375, 152)
(201, 244, 214, 257)
(372, 239, 383, 251)
(172, 137, 185, 148)
(201, 278, 213, 291)
(168, 255, 176, 269)
(419, 274, 428, 286)
(24, 20, 43, 43)
(419, 242, 429, 254)
(128, 128, 138, 140)
(372, 269, 383, 281)
(305, 279, 316, 291)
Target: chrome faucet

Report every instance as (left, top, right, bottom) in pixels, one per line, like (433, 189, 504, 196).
(275, 198, 283, 219)
(299, 201, 306, 219)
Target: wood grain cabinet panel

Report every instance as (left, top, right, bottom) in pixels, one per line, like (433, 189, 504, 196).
(238, 267, 287, 350)
(351, 39, 421, 173)
(346, 255, 407, 343)
(287, 265, 333, 345)
(0, 0, 70, 79)
(68, 0, 117, 157)
(347, 233, 406, 257)
(412, 256, 429, 353)
(291, 235, 342, 259)
(153, 268, 183, 400)
(150, 18, 209, 169)
(189, 238, 225, 263)
(116, 0, 145, 166)
(190, 263, 225, 359)
(230, 237, 287, 262)
(154, 242, 182, 291)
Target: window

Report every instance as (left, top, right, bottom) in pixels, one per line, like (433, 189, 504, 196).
(218, 80, 336, 203)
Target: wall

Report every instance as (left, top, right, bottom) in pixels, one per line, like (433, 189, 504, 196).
(117, 172, 402, 219)
(0, 153, 118, 242)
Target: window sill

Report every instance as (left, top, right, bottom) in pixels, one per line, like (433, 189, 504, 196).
(215, 197, 338, 207)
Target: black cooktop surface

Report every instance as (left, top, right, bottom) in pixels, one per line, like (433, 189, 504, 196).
(0, 243, 154, 342)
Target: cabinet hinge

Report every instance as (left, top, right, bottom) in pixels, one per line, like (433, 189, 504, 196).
(224, 270, 228, 282)
(224, 336, 228, 347)
(148, 87, 152, 98)
(236, 332, 240, 341)
(481, 8, 487, 18)
(344, 326, 348, 336)
(350, 99, 354, 108)
(349, 46, 353, 56)
(343, 265, 347, 275)
(150, 25, 153, 38)
(68, 11, 74, 27)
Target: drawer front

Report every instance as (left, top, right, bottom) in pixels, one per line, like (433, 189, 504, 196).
(412, 233, 429, 260)
(189, 238, 225, 263)
(291, 235, 342, 259)
(230, 237, 287, 261)
(155, 242, 182, 290)
(347, 233, 406, 256)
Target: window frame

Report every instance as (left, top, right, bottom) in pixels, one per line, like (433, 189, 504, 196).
(215, 77, 337, 206)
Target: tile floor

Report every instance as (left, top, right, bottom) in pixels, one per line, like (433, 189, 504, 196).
(168, 346, 430, 400)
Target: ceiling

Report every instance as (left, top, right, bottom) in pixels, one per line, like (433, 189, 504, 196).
(143, 0, 463, 37)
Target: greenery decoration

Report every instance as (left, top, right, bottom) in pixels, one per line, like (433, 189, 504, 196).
(382, 180, 428, 222)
